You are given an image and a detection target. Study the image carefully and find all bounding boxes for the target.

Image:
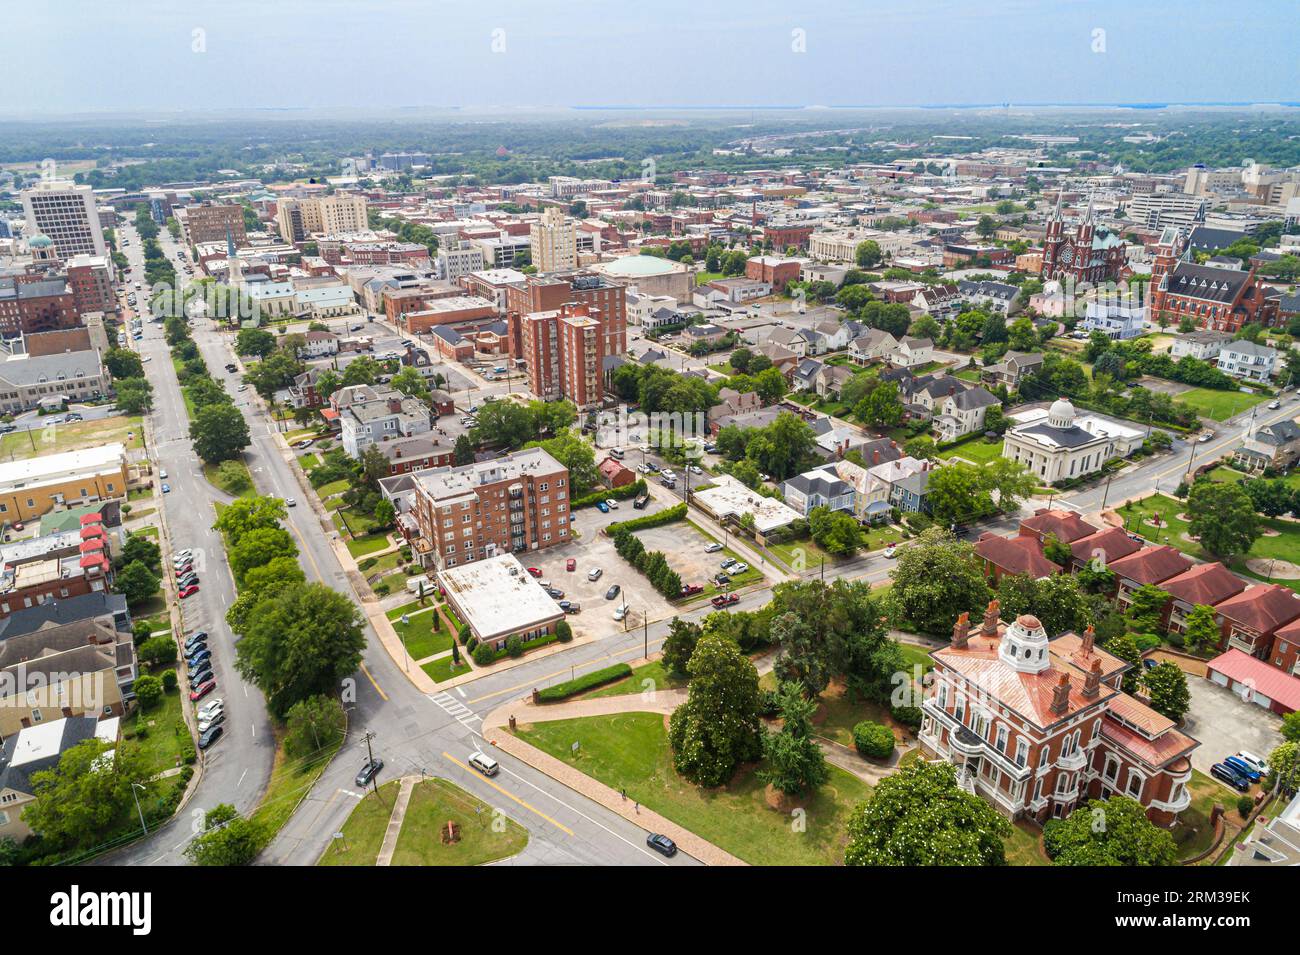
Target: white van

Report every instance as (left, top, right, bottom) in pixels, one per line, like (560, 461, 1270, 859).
(468, 752, 499, 777)
(609, 447, 624, 460)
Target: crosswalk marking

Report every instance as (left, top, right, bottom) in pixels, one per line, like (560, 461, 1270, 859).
(428, 691, 481, 726)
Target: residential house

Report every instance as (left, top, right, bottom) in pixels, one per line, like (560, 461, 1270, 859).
(912, 283, 961, 317)
(1217, 340, 1278, 382)
(1019, 509, 1099, 547)
(974, 531, 1061, 583)
(1233, 419, 1300, 473)
(1067, 524, 1142, 573)
(958, 280, 1020, 314)
(1107, 545, 1194, 606)
(598, 456, 636, 489)
(890, 468, 932, 514)
(848, 329, 899, 365)
(889, 336, 934, 369)
(707, 388, 761, 430)
(1213, 584, 1300, 660)
(1170, 330, 1232, 361)
(0, 716, 120, 842)
(1160, 562, 1246, 635)
(933, 386, 1000, 442)
(981, 351, 1044, 389)
(781, 467, 856, 517)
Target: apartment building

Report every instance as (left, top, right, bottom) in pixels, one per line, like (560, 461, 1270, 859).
(20, 181, 107, 260)
(0, 444, 129, 522)
(529, 207, 577, 272)
(0, 524, 113, 620)
(504, 272, 627, 356)
(516, 302, 607, 408)
(178, 202, 248, 247)
(410, 447, 570, 571)
(338, 386, 433, 457)
(0, 276, 80, 336)
(0, 348, 110, 413)
(277, 194, 369, 243)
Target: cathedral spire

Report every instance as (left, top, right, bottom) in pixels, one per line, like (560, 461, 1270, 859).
(1084, 193, 1095, 224)
(1051, 188, 1064, 222)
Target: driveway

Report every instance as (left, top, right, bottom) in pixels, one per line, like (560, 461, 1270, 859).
(1182, 674, 1282, 775)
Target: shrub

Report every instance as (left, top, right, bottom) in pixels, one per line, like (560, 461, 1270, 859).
(536, 664, 632, 702)
(758, 689, 782, 718)
(1133, 633, 1161, 653)
(506, 635, 523, 658)
(162, 670, 178, 693)
(471, 643, 496, 666)
(890, 704, 922, 730)
(466, 636, 479, 653)
(555, 621, 573, 643)
(134, 674, 163, 709)
(852, 720, 895, 760)
(606, 502, 686, 535)
(1237, 795, 1254, 818)
(1042, 819, 1065, 859)
(458, 625, 471, 645)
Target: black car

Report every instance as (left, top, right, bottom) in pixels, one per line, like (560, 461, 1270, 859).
(646, 833, 677, 857)
(198, 724, 224, 750)
(188, 666, 212, 688)
(184, 630, 208, 650)
(356, 759, 384, 787)
(546, 587, 565, 599)
(1211, 762, 1250, 792)
(605, 584, 621, 600)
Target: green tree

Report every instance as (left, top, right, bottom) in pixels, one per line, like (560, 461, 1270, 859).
(526, 429, 597, 496)
(662, 617, 703, 676)
(667, 634, 763, 787)
(888, 527, 991, 634)
(1142, 662, 1191, 722)
(133, 673, 163, 708)
(23, 740, 149, 851)
(229, 526, 297, 582)
(1125, 583, 1172, 634)
(743, 412, 816, 480)
(996, 572, 1088, 638)
(184, 804, 264, 866)
(283, 695, 347, 760)
(235, 327, 278, 358)
(808, 505, 864, 556)
(114, 560, 159, 608)
(390, 366, 430, 401)
(1187, 481, 1260, 561)
(757, 682, 829, 796)
(138, 635, 177, 669)
(1044, 797, 1177, 866)
(1106, 633, 1143, 694)
(214, 460, 253, 496)
(190, 402, 251, 463)
(855, 239, 883, 268)
(234, 582, 366, 718)
(213, 495, 287, 544)
(104, 347, 145, 379)
(114, 377, 155, 414)
(1280, 711, 1300, 743)
(453, 433, 476, 466)
(845, 759, 1011, 866)
(1181, 604, 1221, 655)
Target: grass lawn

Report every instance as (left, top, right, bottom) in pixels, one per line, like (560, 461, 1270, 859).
(298, 453, 321, 470)
(386, 597, 439, 621)
(766, 535, 834, 571)
(128, 486, 155, 502)
(334, 505, 384, 536)
(203, 458, 256, 498)
(898, 643, 935, 675)
(0, 414, 144, 460)
(390, 778, 530, 866)
(785, 391, 817, 407)
(315, 478, 351, 498)
(694, 271, 724, 286)
(422, 655, 471, 683)
(516, 712, 871, 865)
(955, 368, 983, 382)
(250, 724, 345, 846)
(346, 533, 392, 558)
(1176, 387, 1268, 422)
(582, 660, 686, 699)
(391, 608, 453, 660)
(135, 524, 160, 539)
(1204, 465, 1249, 484)
(862, 524, 905, 552)
(1173, 769, 1248, 862)
(1003, 819, 1050, 866)
(942, 436, 1005, 466)
(317, 781, 399, 866)
(120, 673, 186, 775)
(908, 360, 950, 375)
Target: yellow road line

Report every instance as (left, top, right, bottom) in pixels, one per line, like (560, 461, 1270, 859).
(360, 661, 388, 701)
(465, 638, 664, 706)
(441, 751, 574, 835)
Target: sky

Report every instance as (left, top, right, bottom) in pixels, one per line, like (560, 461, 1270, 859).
(1, 0, 1298, 116)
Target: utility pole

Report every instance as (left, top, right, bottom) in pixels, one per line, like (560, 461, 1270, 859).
(361, 731, 379, 796)
(643, 613, 649, 661)
(1099, 474, 1114, 511)
(130, 782, 148, 835)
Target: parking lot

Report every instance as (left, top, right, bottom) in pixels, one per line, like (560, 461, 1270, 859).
(1182, 674, 1282, 776)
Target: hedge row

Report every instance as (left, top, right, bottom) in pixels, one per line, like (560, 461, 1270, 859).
(537, 663, 633, 702)
(606, 502, 686, 535)
(572, 478, 647, 510)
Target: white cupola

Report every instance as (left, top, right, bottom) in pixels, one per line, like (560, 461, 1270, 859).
(1046, 397, 1076, 429)
(998, 614, 1052, 674)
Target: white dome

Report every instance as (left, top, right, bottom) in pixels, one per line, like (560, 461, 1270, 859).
(1047, 397, 1076, 429)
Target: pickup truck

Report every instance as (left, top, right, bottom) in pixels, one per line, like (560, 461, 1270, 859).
(680, 583, 704, 597)
(633, 492, 650, 509)
(710, 592, 740, 609)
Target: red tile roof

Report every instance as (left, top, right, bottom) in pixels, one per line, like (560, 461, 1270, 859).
(1207, 648, 1300, 712)
(1020, 508, 1099, 544)
(974, 532, 1060, 579)
(1161, 561, 1246, 608)
(1214, 584, 1300, 635)
(1070, 525, 1142, 567)
(1101, 712, 1198, 769)
(1108, 544, 1193, 586)
(1051, 631, 1129, 681)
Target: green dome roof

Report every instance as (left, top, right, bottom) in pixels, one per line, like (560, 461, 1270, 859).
(28, 233, 53, 248)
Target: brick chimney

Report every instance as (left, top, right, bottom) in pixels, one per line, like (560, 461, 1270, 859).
(1083, 659, 1102, 698)
(951, 611, 970, 650)
(872, 449, 880, 464)
(1051, 672, 1071, 714)
(982, 599, 1000, 637)
(1080, 623, 1095, 655)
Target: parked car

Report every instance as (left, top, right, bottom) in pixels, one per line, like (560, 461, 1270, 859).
(198, 700, 224, 722)
(179, 583, 200, 599)
(1211, 762, 1250, 792)
(527, 567, 542, 578)
(596, 501, 610, 513)
(161, 483, 171, 493)
(198, 712, 225, 734)
(711, 592, 740, 609)
(720, 557, 737, 569)
(704, 542, 723, 553)
(883, 544, 897, 559)
(566, 558, 576, 572)
(713, 572, 732, 586)
(1268, 400, 1282, 410)
(564, 602, 581, 614)
(613, 605, 629, 622)
(605, 499, 618, 509)
(1224, 755, 1262, 783)
(588, 567, 603, 582)
(605, 584, 621, 600)
(198, 724, 224, 750)
(546, 587, 565, 600)
(730, 562, 749, 575)
(1236, 751, 1270, 778)
(187, 649, 211, 669)
(184, 631, 208, 651)
(188, 667, 212, 690)
(356, 758, 384, 787)
(680, 583, 704, 597)
(646, 833, 678, 857)
(633, 492, 650, 510)
(189, 680, 216, 702)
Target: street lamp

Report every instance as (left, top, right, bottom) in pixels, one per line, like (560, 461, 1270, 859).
(130, 782, 149, 836)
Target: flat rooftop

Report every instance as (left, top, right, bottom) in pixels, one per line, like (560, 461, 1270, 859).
(437, 553, 564, 642)
(0, 443, 126, 492)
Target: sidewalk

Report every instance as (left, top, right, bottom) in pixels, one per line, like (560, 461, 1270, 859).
(375, 776, 417, 866)
(482, 692, 746, 866)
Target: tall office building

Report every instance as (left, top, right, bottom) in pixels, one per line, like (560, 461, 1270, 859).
(529, 207, 577, 272)
(276, 194, 369, 243)
(20, 180, 107, 260)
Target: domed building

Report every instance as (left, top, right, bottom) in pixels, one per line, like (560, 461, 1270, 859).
(1000, 396, 1144, 484)
(27, 232, 59, 264)
(921, 601, 1198, 827)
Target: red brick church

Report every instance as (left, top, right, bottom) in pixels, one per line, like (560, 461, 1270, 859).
(1040, 194, 1129, 285)
(1147, 226, 1280, 332)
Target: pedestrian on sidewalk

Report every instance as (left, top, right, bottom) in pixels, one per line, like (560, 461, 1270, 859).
(621, 788, 626, 801)
(634, 801, 639, 814)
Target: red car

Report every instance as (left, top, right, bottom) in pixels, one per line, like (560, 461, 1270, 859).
(179, 583, 200, 599)
(526, 567, 542, 578)
(189, 679, 216, 702)
(710, 592, 740, 609)
(566, 558, 576, 572)
(680, 583, 704, 597)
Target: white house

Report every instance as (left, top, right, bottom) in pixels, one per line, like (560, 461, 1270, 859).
(1081, 296, 1146, 340)
(890, 336, 934, 368)
(933, 387, 1001, 442)
(1217, 340, 1278, 382)
(848, 329, 899, 365)
(1170, 330, 1232, 361)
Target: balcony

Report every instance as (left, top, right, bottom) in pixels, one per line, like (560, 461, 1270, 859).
(951, 725, 985, 757)
(1228, 632, 1260, 655)
(1150, 786, 1192, 815)
(1057, 748, 1087, 772)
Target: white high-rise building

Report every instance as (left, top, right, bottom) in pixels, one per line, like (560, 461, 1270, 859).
(529, 207, 577, 272)
(20, 180, 107, 260)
